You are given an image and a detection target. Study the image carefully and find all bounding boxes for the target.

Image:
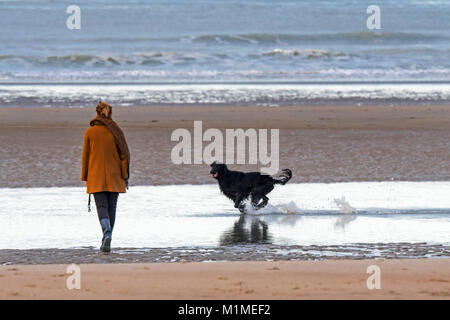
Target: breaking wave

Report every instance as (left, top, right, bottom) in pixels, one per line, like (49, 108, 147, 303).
(185, 32, 446, 44)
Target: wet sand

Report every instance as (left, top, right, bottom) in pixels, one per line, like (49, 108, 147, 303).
(3, 104, 450, 129)
(0, 259, 449, 299)
(2, 104, 450, 187)
(1, 244, 449, 265)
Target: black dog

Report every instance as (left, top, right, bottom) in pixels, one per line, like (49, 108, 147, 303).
(210, 162, 292, 213)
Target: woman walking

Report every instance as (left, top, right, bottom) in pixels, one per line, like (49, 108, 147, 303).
(81, 101, 130, 252)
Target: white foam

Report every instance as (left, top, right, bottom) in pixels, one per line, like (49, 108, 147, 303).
(1, 83, 449, 107)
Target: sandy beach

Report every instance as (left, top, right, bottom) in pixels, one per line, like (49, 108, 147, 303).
(1, 104, 450, 300)
(0, 259, 449, 300)
(2, 104, 450, 187)
(2, 0, 450, 303)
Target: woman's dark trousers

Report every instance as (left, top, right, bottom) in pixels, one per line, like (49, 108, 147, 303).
(93, 192, 119, 252)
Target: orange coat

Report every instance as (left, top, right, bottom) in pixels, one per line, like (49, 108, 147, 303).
(81, 125, 127, 194)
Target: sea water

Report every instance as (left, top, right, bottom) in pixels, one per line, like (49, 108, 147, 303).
(0, 0, 449, 106)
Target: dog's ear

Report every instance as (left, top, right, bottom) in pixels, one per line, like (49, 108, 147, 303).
(210, 161, 217, 167)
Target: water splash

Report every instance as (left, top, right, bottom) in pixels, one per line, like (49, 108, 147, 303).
(334, 196, 356, 214)
(334, 196, 357, 228)
(243, 200, 302, 215)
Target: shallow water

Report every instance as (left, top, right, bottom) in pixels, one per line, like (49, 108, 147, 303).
(1, 182, 450, 250)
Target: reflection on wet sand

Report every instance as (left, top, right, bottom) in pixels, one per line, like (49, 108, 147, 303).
(218, 211, 358, 247)
(220, 214, 271, 245)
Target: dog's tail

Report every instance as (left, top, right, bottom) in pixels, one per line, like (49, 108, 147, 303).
(273, 169, 292, 185)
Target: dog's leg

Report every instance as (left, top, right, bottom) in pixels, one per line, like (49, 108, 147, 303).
(234, 193, 246, 213)
(251, 193, 261, 210)
(256, 195, 269, 209)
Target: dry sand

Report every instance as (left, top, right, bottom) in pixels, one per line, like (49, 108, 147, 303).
(2, 104, 450, 187)
(0, 259, 449, 300)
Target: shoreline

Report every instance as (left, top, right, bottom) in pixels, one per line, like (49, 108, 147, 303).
(1, 82, 449, 109)
(1, 243, 449, 265)
(1, 259, 449, 299)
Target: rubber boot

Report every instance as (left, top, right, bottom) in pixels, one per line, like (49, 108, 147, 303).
(100, 218, 112, 253)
